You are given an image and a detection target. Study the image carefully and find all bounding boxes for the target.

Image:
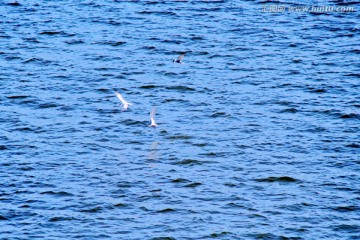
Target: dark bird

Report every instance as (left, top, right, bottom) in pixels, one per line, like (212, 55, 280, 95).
(173, 53, 186, 64)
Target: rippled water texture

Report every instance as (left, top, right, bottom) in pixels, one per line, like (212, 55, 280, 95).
(1, 0, 359, 239)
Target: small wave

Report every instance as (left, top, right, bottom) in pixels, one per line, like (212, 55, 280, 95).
(144, 1, 164, 5)
(171, 178, 191, 183)
(139, 85, 162, 89)
(175, 159, 203, 166)
(40, 191, 74, 197)
(197, 51, 210, 55)
(332, 206, 358, 212)
(96, 88, 110, 93)
(113, 203, 128, 208)
(138, 11, 177, 16)
(17, 166, 34, 171)
(0, 34, 11, 39)
(14, 127, 35, 132)
(23, 57, 53, 65)
(7, 2, 21, 6)
(304, 126, 327, 133)
(346, 143, 360, 148)
(124, 140, 143, 145)
(250, 233, 301, 240)
(7, 95, 29, 99)
(39, 31, 62, 35)
(65, 39, 84, 45)
(344, 73, 360, 78)
(273, 100, 294, 106)
(190, 36, 205, 41)
(255, 176, 299, 183)
(166, 135, 192, 140)
(121, 119, 145, 126)
(199, 152, 226, 158)
(210, 111, 227, 117)
(191, 142, 207, 147)
(95, 67, 119, 72)
(151, 237, 176, 240)
(163, 72, 179, 77)
(94, 41, 126, 47)
(38, 103, 59, 109)
(333, 1, 360, 6)
(79, 206, 103, 213)
(340, 113, 359, 119)
(49, 216, 75, 222)
(161, 39, 183, 44)
(157, 208, 175, 213)
(205, 232, 232, 238)
(165, 86, 195, 91)
(349, 49, 360, 54)
(116, 181, 133, 188)
(97, 108, 121, 114)
(333, 224, 360, 232)
(163, 98, 188, 103)
(184, 182, 202, 188)
(142, 46, 156, 50)
(279, 108, 298, 113)
(225, 202, 245, 209)
(309, 88, 327, 93)
(23, 37, 40, 43)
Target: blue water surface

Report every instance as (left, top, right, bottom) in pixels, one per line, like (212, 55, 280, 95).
(0, 0, 359, 239)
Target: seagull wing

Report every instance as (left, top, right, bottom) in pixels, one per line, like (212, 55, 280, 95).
(115, 91, 126, 104)
(177, 54, 185, 61)
(150, 106, 156, 120)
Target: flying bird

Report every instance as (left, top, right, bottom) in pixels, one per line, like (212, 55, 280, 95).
(114, 90, 131, 111)
(173, 53, 185, 64)
(149, 106, 157, 127)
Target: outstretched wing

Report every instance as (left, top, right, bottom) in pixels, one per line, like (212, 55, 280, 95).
(150, 106, 156, 120)
(177, 54, 185, 61)
(115, 91, 125, 103)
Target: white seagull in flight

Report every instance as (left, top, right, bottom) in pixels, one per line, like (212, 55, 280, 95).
(173, 53, 185, 64)
(114, 90, 131, 111)
(149, 106, 157, 127)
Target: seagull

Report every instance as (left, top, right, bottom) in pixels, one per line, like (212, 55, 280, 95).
(149, 106, 157, 127)
(114, 90, 131, 111)
(173, 53, 185, 64)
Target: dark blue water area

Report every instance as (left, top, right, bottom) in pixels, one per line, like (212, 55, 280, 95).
(0, 0, 359, 239)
